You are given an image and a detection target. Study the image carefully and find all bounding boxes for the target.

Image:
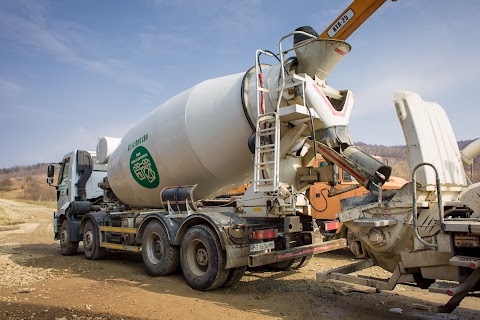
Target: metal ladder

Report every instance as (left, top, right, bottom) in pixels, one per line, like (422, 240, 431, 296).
(253, 112, 280, 192)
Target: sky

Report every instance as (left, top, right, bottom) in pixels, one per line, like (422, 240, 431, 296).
(1, 0, 479, 168)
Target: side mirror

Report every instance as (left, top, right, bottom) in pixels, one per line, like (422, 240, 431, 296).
(47, 164, 55, 178)
(47, 164, 55, 186)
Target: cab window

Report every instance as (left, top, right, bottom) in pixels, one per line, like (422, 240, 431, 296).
(57, 158, 70, 184)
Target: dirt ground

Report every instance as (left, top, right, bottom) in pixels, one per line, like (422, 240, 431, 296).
(0, 198, 479, 320)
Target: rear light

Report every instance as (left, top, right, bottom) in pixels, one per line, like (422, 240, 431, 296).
(324, 221, 341, 232)
(252, 228, 278, 240)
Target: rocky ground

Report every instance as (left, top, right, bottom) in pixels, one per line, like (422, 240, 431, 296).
(0, 198, 479, 320)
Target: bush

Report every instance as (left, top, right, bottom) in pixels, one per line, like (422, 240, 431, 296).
(21, 176, 56, 202)
(0, 177, 14, 191)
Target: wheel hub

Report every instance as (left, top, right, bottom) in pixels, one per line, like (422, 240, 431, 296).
(196, 248, 208, 267)
(154, 240, 162, 254)
(84, 231, 94, 250)
(60, 230, 68, 244)
(147, 234, 162, 264)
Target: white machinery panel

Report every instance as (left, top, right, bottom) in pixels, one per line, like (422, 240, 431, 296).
(394, 91, 466, 188)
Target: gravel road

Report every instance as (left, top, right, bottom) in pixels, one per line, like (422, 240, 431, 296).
(0, 198, 478, 320)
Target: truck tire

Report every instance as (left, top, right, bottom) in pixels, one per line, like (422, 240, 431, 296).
(180, 225, 228, 290)
(268, 254, 313, 270)
(291, 254, 313, 269)
(59, 220, 79, 255)
(83, 219, 106, 260)
(268, 259, 296, 270)
(222, 266, 247, 288)
(142, 220, 180, 276)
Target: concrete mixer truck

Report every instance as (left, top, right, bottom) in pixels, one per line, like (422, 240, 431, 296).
(47, 24, 397, 291)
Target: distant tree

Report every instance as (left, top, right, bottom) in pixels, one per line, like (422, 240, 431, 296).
(21, 176, 55, 202)
(0, 177, 14, 191)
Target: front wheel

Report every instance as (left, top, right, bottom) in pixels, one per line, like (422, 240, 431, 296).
(181, 225, 228, 290)
(142, 220, 180, 276)
(83, 219, 106, 260)
(59, 220, 79, 255)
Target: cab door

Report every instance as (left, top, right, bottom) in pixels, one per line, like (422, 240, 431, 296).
(56, 155, 72, 211)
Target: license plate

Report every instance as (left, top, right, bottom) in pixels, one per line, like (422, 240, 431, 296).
(250, 241, 275, 252)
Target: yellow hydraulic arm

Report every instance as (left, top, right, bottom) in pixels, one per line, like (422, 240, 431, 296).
(320, 0, 395, 40)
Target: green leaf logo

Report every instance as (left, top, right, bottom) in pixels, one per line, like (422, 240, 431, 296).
(130, 146, 160, 189)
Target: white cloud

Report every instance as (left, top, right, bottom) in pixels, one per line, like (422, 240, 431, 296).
(146, 0, 264, 33)
(0, 78, 24, 95)
(139, 33, 195, 51)
(0, 1, 163, 94)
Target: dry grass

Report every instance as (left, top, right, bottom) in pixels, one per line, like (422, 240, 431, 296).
(0, 175, 56, 206)
(0, 205, 25, 226)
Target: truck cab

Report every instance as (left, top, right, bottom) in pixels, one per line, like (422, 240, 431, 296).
(48, 150, 106, 250)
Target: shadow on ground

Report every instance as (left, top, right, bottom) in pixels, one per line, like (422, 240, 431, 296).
(1, 242, 479, 320)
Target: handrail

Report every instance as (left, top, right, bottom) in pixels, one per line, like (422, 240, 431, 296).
(277, 31, 317, 112)
(411, 162, 445, 248)
(255, 50, 276, 117)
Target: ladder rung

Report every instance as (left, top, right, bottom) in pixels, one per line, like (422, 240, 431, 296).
(254, 178, 274, 182)
(258, 127, 276, 133)
(256, 161, 275, 165)
(255, 185, 276, 192)
(258, 134, 276, 138)
(257, 148, 274, 153)
(258, 130, 276, 135)
(258, 116, 276, 122)
(257, 144, 275, 149)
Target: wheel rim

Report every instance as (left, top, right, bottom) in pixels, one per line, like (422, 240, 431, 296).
(187, 239, 209, 277)
(84, 230, 94, 251)
(60, 229, 68, 246)
(146, 232, 162, 264)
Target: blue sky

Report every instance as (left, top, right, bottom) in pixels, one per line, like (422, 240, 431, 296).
(1, 0, 479, 168)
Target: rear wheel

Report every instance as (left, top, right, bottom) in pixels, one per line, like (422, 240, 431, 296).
(268, 259, 296, 270)
(59, 220, 79, 255)
(83, 219, 106, 260)
(291, 254, 313, 269)
(142, 220, 180, 276)
(222, 266, 247, 288)
(268, 254, 313, 270)
(181, 225, 228, 290)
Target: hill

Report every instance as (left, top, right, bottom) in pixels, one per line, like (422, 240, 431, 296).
(0, 140, 479, 204)
(0, 163, 55, 204)
(354, 139, 480, 182)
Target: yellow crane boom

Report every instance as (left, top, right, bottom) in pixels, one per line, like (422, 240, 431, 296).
(320, 0, 395, 40)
